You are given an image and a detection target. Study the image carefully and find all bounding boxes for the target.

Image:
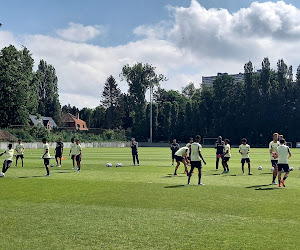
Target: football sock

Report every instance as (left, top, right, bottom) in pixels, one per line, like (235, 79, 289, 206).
(283, 176, 287, 180)
(46, 166, 50, 175)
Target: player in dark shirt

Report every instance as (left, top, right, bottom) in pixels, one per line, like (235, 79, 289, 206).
(170, 139, 180, 166)
(131, 138, 139, 166)
(55, 137, 64, 167)
(215, 136, 224, 170)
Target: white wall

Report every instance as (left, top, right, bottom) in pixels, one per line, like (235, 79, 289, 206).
(0, 141, 130, 150)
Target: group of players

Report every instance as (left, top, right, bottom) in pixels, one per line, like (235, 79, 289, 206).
(170, 132, 292, 187)
(0, 133, 293, 187)
(0, 137, 82, 177)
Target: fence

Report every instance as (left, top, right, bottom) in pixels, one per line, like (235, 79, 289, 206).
(0, 141, 130, 150)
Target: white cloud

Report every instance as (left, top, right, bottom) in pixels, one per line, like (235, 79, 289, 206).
(56, 22, 103, 42)
(2, 1, 300, 109)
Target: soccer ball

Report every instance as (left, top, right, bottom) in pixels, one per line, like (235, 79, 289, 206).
(271, 167, 275, 172)
(116, 163, 123, 167)
(50, 164, 54, 167)
(258, 166, 263, 170)
(106, 163, 112, 167)
(289, 167, 294, 171)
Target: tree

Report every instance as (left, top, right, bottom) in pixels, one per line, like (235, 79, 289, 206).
(0, 45, 35, 127)
(182, 82, 197, 99)
(120, 63, 167, 107)
(120, 62, 166, 140)
(101, 75, 123, 128)
(36, 60, 61, 123)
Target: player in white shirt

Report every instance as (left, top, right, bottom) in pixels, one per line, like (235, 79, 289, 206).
(69, 138, 77, 169)
(42, 138, 51, 177)
(222, 139, 231, 173)
(269, 133, 279, 185)
(0, 143, 14, 177)
(187, 135, 206, 185)
(15, 139, 25, 167)
(173, 146, 189, 176)
(239, 138, 252, 175)
(276, 138, 291, 187)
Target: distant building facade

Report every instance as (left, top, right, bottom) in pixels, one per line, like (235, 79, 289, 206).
(61, 113, 88, 131)
(202, 71, 262, 86)
(29, 115, 58, 130)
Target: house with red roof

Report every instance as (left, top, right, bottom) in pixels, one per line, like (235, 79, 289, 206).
(61, 113, 88, 131)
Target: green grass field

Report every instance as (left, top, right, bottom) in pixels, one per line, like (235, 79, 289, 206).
(1, 147, 300, 249)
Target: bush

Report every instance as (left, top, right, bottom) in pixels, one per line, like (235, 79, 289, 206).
(7, 127, 128, 142)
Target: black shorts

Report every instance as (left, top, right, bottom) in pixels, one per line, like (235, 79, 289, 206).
(223, 157, 230, 162)
(44, 158, 50, 166)
(241, 158, 250, 164)
(71, 154, 76, 160)
(172, 152, 176, 159)
(3, 160, 12, 168)
(271, 160, 278, 167)
(76, 155, 81, 162)
(278, 164, 289, 172)
(191, 161, 202, 169)
(16, 155, 24, 159)
(55, 152, 62, 158)
(175, 155, 184, 163)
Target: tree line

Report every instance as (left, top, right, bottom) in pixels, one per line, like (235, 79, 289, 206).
(0, 45, 61, 127)
(66, 58, 300, 146)
(1, 45, 300, 146)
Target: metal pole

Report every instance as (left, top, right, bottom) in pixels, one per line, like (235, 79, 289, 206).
(150, 83, 153, 143)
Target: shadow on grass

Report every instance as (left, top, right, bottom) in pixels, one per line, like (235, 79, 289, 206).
(164, 185, 185, 188)
(260, 173, 273, 175)
(246, 184, 270, 188)
(254, 187, 281, 191)
(221, 174, 237, 177)
(53, 171, 72, 174)
(246, 184, 281, 191)
(18, 175, 44, 178)
(162, 175, 187, 178)
(157, 166, 171, 168)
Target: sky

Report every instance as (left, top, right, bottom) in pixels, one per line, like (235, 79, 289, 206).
(1, 0, 300, 108)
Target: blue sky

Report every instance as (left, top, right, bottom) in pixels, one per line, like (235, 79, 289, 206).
(1, 0, 300, 108)
(2, 0, 299, 46)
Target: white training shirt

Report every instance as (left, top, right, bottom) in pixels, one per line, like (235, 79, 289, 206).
(239, 144, 250, 159)
(224, 144, 231, 157)
(175, 147, 189, 157)
(3, 149, 14, 161)
(190, 142, 202, 161)
(277, 145, 290, 164)
(269, 141, 279, 160)
(70, 142, 77, 155)
(43, 143, 50, 159)
(15, 143, 25, 155)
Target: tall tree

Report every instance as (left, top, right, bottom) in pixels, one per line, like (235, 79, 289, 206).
(182, 82, 196, 99)
(0, 45, 34, 127)
(101, 75, 123, 128)
(120, 62, 166, 140)
(36, 60, 61, 123)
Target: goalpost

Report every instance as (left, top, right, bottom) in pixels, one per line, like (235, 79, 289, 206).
(203, 138, 218, 147)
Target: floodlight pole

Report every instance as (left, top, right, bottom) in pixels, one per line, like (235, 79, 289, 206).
(150, 82, 153, 143)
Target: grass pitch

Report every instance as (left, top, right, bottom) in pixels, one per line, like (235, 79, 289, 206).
(1, 147, 300, 249)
